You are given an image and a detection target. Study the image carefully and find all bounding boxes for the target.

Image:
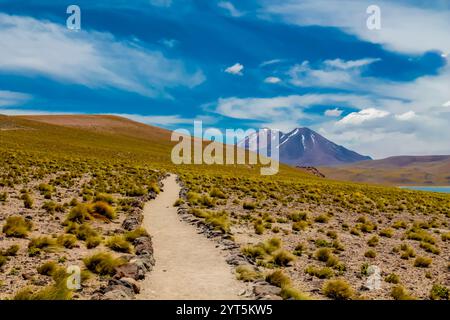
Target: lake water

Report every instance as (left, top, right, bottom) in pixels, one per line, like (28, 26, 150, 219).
(399, 186, 450, 193)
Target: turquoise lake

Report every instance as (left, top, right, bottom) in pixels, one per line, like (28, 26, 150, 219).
(399, 186, 450, 193)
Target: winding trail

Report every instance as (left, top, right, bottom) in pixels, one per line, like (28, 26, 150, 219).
(137, 174, 246, 300)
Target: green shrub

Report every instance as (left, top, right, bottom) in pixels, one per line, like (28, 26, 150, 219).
(289, 211, 308, 222)
(314, 214, 329, 223)
(124, 227, 148, 242)
(2, 244, 19, 256)
(280, 286, 309, 300)
(441, 232, 450, 242)
(367, 236, 379, 247)
(364, 250, 377, 258)
(400, 244, 416, 259)
(148, 182, 160, 194)
(322, 279, 353, 300)
(106, 235, 133, 253)
(406, 228, 435, 244)
(292, 221, 308, 231)
(65, 204, 92, 224)
(413, 256, 432, 268)
(235, 265, 262, 281)
(22, 193, 34, 209)
(243, 201, 257, 210)
(210, 188, 226, 199)
(293, 243, 305, 256)
(419, 242, 440, 255)
(271, 250, 296, 267)
(305, 266, 334, 279)
(391, 285, 413, 300)
(384, 273, 400, 284)
(173, 199, 184, 207)
(379, 228, 394, 238)
(71, 223, 98, 241)
(265, 270, 291, 288)
(2, 216, 32, 238)
(28, 236, 56, 256)
(254, 219, 265, 235)
(0, 255, 7, 268)
(14, 269, 72, 300)
(94, 193, 115, 204)
(315, 239, 332, 248)
(38, 183, 54, 194)
(189, 208, 207, 218)
(429, 284, 449, 300)
(57, 234, 78, 249)
(205, 210, 230, 233)
(37, 261, 58, 276)
(86, 235, 102, 249)
(83, 252, 125, 276)
(90, 201, 116, 220)
(315, 248, 331, 262)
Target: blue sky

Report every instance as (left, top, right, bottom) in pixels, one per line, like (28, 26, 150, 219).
(0, 0, 449, 158)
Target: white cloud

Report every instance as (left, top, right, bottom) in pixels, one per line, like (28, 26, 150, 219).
(114, 114, 192, 126)
(324, 58, 380, 70)
(264, 76, 282, 84)
(324, 108, 343, 117)
(218, 1, 244, 17)
(159, 38, 178, 48)
(288, 58, 378, 89)
(395, 110, 416, 121)
(260, 0, 450, 54)
(443, 101, 450, 107)
(260, 59, 283, 67)
(113, 113, 218, 128)
(225, 63, 244, 75)
(0, 90, 31, 107)
(0, 13, 204, 98)
(255, 1, 450, 157)
(338, 108, 389, 125)
(210, 93, 376, 131)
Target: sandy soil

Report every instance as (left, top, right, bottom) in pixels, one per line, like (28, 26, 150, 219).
(137, 175, 246, 300)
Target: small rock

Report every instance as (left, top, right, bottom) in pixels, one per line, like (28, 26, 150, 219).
(253, 284, 281, 297)
(22, 272, 34, 280)
(119, 277, 141, 294)
(102, 289, 134, 300)
(115, 263, 140, 280)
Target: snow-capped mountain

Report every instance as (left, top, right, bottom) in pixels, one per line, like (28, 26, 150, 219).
(238, 127, 372, 167)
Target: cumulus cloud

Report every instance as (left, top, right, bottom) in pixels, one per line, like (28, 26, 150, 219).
(324, 108, 343, 117)
(218, 1, 244, 17)
(443, 101, 450, 107)
(225, 63, 244, 75)
(0, 13, 204, 98)
(264, 76, 282, 84)
(338, 108, 390, 126)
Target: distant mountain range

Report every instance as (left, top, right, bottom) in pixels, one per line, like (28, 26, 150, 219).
(238, 127, 371, 167)
(321, 155, 450, 185)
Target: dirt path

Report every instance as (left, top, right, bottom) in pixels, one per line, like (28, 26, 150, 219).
(137, 174, 246, 300)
